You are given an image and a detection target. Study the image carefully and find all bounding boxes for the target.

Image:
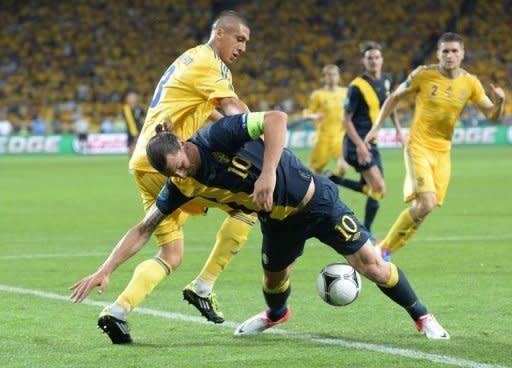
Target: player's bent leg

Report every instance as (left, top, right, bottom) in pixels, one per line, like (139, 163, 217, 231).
(379, 191, 437, 259)
(183, 212, 256, 323)
(361, 167, 385, 238)
(98, 252, 174, 344)
(235, 267, 293, 336)
(345, 241, 449, 339)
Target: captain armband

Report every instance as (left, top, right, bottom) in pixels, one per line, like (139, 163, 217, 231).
(246, 112, 265, 139)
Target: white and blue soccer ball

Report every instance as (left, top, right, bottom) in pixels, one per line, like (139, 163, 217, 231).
(316, 263, 361, 306)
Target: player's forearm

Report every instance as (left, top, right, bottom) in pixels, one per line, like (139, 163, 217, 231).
(390, 109, 402, 132)
(261, 111, 287, 173)
(487, 100, 505, 121)
(99, 224, 152, 275)
(343, 118, 365, 148)
(374, 95, 399, 133)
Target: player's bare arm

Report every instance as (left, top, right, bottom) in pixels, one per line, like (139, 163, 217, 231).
(251, 111, 288, 212)
(343, 110, 370, 165)
(220, 96, 250, 115)
(390, 108, 405, 146)
(69, 205, 166, 303)
(476, 84, 505, 122)
(365, 81, 412, 145)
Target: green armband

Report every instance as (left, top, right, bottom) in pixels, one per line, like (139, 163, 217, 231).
(246, 112, 265, 139)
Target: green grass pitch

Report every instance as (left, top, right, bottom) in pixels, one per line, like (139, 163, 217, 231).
(0, 147, 511, 367)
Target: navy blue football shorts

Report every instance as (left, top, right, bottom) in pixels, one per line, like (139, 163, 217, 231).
(259, 175, 370, 272)
(344, 141, 383, 174)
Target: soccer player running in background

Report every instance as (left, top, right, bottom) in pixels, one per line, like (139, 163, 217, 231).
(122, 90, 146, 158)
(303, 64, 349, 175)
(70, 11, 255, 344)
(328, 42, 404, 242)
(71, 110, 450, 340)
(364, 33, 505, 261)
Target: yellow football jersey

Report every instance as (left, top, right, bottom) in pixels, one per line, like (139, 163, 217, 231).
(406, 65, 486, 151)
(305, 87, 347, 134)
(130, 44, 238, 172)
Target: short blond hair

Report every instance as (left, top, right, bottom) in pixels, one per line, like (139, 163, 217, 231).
(212, 10, 249, 33)
(322, 64, 339, 75)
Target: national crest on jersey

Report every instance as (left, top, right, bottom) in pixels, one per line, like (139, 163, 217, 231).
(406, 65, 486, 151)
(129, 44, 238, 172)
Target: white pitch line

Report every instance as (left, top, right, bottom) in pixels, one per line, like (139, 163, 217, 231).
(417, 234, 512, 242)
(0, 284, 508, 368)
(1, 233, 511, 261)
(0, 247, 238, 260)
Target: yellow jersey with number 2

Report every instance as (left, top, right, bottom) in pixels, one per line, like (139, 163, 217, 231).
(405, 64, 486, 151)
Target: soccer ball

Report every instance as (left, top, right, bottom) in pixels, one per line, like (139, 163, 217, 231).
(316, 263, 362, 306)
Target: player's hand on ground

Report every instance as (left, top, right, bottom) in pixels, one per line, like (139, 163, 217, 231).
(489, 84, 505, 103)
(251, 171, 276, 212)
(70, 271, 110, 303)
(356, 144, 371, 166)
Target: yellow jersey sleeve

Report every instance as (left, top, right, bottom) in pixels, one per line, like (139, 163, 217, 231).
(304, 90, 321, 115)
(404, 66, 425, 93)
(195, 59, 238, 106)
(470, 76, 486, 105)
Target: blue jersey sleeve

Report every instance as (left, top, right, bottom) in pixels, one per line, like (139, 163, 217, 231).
(195, 113, 264, 154)
(155, 179, 192, 215)
(344, 86, 360, 114)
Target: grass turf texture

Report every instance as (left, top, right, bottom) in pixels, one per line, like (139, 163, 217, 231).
(0, 147, 511, 367)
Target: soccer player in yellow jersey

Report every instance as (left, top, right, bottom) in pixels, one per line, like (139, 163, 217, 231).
(365, 33, 505, 261)
(70, 11, 254, 344)
(303, 64, 349, 175)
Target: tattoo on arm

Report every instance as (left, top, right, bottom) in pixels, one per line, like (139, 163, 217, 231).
(140, 206, 165, 235)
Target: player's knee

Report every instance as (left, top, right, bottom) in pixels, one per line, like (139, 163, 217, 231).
(361, 263, 389, 285)
(158, 243, 184, 270)
(415, 196, 436, 217)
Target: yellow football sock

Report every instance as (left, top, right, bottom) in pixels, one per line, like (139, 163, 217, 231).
(380, 208, 417, 253)
(197, 213, 255, 285)
(336, 167, 347, 177)
(115, 257, 171, 313)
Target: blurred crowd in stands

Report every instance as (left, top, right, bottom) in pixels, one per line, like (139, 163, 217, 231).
(0, 0, 511, 135)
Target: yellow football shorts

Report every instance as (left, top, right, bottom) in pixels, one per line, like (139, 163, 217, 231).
(403, 143, 451, 205)
(134, 171, 205, 246)
(309, 131, 343, 172)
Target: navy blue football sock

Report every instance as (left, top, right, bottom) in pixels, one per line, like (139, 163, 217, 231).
(364, 197, 380, 232)
(263, 285, 291, 322)
(378, 267, 428, 320)
(328, 175, 365, 193)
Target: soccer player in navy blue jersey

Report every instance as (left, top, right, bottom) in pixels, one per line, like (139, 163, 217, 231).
(327, 42, 404, 242)
(71, 111, 449, 340)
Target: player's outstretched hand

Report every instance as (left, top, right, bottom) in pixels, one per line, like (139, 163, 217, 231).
(489, 84, 505, 103)
(251, 171, 276, 212)
(363, 130, 378, 147)
(70, 271, 110, 303)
